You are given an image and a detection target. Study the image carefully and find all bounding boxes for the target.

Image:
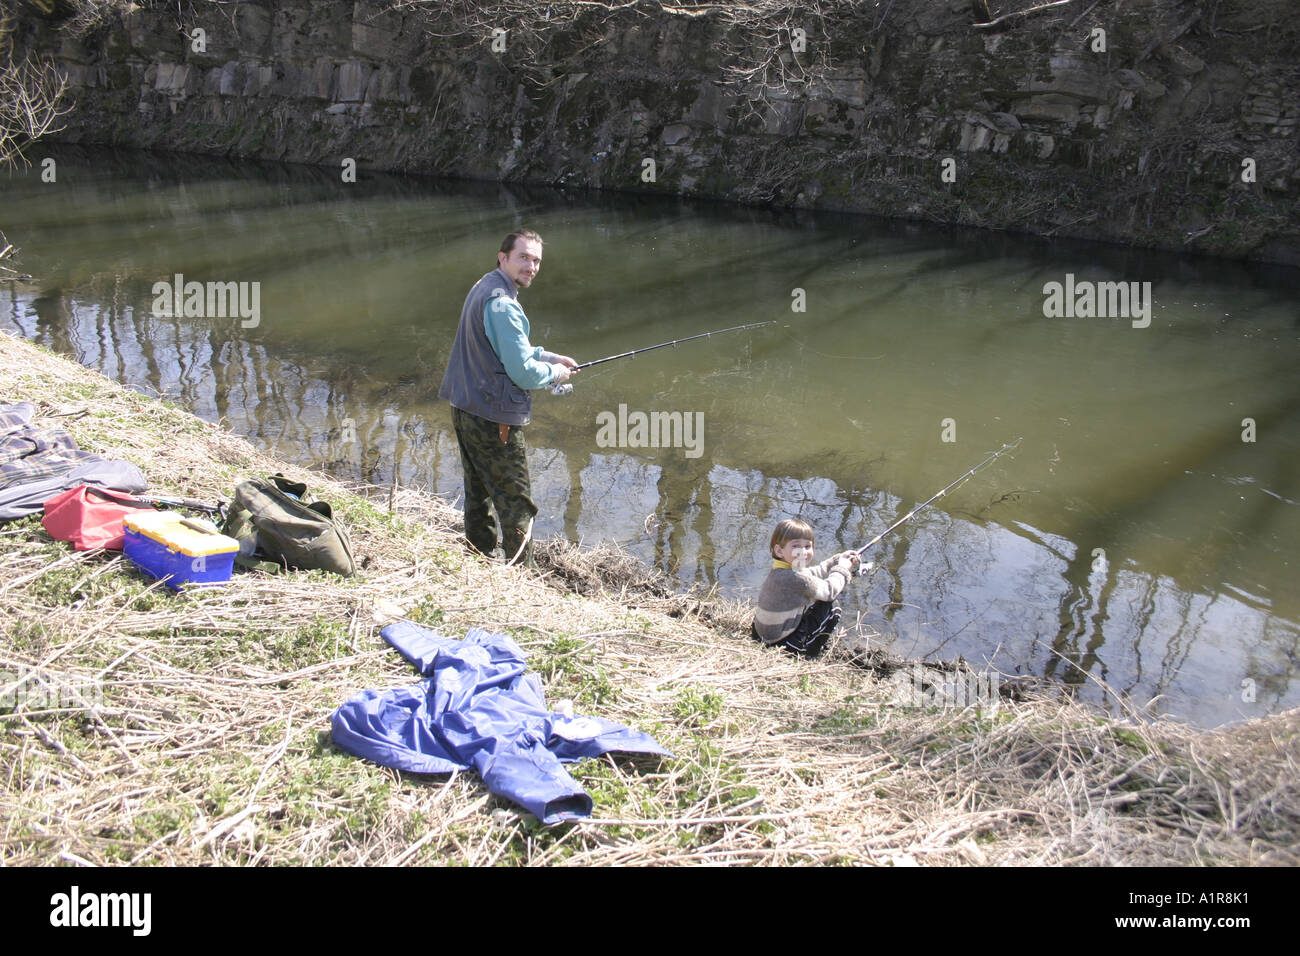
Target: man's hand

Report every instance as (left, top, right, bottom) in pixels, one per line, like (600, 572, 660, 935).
(546, 354, 579, 384)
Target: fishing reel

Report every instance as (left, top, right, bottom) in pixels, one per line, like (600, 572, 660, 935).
(551, 383, 574, 397)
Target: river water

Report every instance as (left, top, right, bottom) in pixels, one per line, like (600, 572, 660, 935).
(3, 146, 1297, 727)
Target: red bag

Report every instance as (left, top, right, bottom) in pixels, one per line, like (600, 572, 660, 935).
(42, 485, 156, 551)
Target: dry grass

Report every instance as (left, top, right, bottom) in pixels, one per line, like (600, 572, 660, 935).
(1, 330, 1297, 866)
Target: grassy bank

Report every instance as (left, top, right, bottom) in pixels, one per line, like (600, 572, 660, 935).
(1, 330, 1296, 866)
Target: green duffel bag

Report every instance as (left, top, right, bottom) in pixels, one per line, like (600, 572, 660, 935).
(221, 474, 356, 577)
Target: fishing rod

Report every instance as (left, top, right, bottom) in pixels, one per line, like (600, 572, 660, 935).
(135, 493, 223, 515)
(551, 320, 775, 394)
(851, 437, 1023, 571)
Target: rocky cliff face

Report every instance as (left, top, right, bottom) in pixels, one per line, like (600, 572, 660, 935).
(12, 0, 1300, 263)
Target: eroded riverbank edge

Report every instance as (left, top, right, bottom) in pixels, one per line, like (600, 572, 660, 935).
(10, 0, 1300, 264)
(1, 330, 1296, 865)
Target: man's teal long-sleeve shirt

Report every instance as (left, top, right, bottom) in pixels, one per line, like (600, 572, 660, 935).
(484, 295, 559, 390)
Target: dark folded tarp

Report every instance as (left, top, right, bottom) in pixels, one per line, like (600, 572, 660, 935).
(0, 458, 148, 522)
(0, 402, 147, 521)
(331, 622, 671, 824)
(0, 402, 37, 432)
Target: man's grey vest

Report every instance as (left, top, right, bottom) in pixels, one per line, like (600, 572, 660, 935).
(438, 268, 533, 426)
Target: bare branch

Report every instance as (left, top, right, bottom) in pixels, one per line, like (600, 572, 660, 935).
(387, 0, 847, 109)
(0, 52, 72, 169)
(971, 0, 1072, 31)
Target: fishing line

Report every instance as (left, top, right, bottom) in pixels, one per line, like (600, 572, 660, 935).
(849, 437, 1024, 571)
(780, 325, 887, 363)
(550, 320, 777, 395)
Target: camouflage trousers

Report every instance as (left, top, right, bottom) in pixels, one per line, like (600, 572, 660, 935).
(451, 406, 537, 566)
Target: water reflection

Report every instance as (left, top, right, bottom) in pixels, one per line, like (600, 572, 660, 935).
(2, 145, 1297, 727)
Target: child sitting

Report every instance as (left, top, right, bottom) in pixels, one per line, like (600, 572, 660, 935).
(752, 518, 859, 659)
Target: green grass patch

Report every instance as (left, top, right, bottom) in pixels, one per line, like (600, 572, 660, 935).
(671, 686, 724, 728)
(814, 703, 879, 734)
(533, 634, 618, 708)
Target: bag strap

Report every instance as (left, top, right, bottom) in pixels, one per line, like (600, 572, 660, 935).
(268, 474, 308, 499)
(83, 487, 156, 510)
(233, 554, 287, 575)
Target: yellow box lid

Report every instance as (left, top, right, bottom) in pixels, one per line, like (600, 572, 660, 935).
(123, 511, 239, 557)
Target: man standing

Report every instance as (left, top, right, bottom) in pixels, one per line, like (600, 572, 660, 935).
(438, 230, 578, 565)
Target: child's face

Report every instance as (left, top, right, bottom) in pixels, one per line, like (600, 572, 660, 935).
(775, 537, 815, 569)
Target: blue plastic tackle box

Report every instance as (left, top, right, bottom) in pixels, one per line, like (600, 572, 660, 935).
(123, 511, 240, 591)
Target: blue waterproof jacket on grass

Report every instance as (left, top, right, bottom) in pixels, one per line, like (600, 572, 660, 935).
(331, 622, 670, 824)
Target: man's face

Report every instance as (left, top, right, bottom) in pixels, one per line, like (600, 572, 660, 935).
(498, 238, 543, 289)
